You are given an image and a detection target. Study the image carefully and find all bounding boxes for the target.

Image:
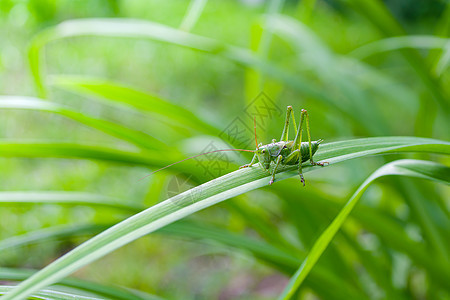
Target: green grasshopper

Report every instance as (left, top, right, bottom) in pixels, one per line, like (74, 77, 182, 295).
(240, 106, 326, 185)
(141, 106, 326, 186)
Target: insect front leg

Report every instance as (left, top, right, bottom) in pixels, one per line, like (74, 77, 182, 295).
(269, 155, 283, 185)
(239, 153, 258, 169)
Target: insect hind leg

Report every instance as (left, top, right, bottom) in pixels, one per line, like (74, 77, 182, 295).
(279, 106, 298, 142)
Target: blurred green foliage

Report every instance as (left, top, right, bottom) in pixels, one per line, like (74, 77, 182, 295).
(0, 0, 449, 299)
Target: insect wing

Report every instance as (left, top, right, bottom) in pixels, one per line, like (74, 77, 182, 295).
(268, 142, 285, 157)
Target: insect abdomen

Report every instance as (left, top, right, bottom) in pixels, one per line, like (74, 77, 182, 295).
(300, 141, 320, 162)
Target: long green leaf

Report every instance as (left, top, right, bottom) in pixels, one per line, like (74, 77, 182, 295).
(50, 76, 220, 136)
(274, 180, 448, 289)
(28, 18, 223, 98)
(0, 285, 102, 300)
(179, 0, 208, 31)
(0, 268, 161, 300)
(278, 159, 450, 299)
(159, 220, 363, 299)
(0, 141, 219, 182)
(1, 137, 448, 299)
(351, 35, 450, 60)
(0, 191, 143, 212)
(0, 220, 358, 298)
(0, 219, 359, 299)
(343, 0, 449, 112)
(0, 224, 109, 252)
(0, 96, 164, 150)
(29, 18, 377, 133)
(0, 141, 165, 167)
(265, 14, 389, 135)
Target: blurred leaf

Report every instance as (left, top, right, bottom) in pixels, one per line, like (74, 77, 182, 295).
(1, 137, 448, 300)
(0, 141, 157, 165)
(351, 35, 450, 60)
(50, 76, 221, 136)
(343, 0, 449, 113)
(275, 180, 448, 292)
(29, 18, 373, 133)
(28, 18, 225, 98)
(159, 220, 363, 299)
(429, 4, 450, 76)
(0, 218, 359, 299)
(0, 268, 161, 300)
(266, 14, 393, 135)
(0, 141, 224, 182)
(396, 179, 449, 264)
(0, 96, 165, 150)
(0, 285, 103, 300)
(0, 191, 143, 212)
(278, 159, 450, 299)
(0, 224, 109, 252)
(179, 0, 208, 31)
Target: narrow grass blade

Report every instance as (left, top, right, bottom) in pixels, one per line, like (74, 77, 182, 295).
(0, 141, 166, 167)
(274, 181, 448, 287)
(396, 180, 449, 263)
(257, 0, 285, 60)
(1, 137, 448, 300)
(0, 269, 160, 300)
(0, 286, 103, 300)
(28, 18, 224, 98)
(344, 0, 449, 112)
(265, 14, 391, 135)
(0, 268, 162, 300)
(278, 159, 450, 299)
(28, 18, 372, 132)
(179, 0, 208, 31)
(0, 191, 143, 212)
(160, 221, 363, 299)
(50, 76, 221, 136)
(0, 220, 359, 299)
(0, 141, 214, 181)
(0, 96, 165, 150)
(351, 36, 450, 59)
(0, 224, 109, 252)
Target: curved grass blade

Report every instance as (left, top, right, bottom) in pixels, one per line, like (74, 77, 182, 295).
(0, 96, 165, 150)
(0, 141, 166, 167)
(278, 159, 450, 300)
(265, 14, 391, 135)
(0, 141, 213, 182)
(274, 180, 448, 290)
(0, 221, 359, 299)
(0, 285, 103, 300)
(29, 18, 371, 132)
(179, 0, 208, 31)
(0, 136, 447, 171)
(0, 224, 109, 252)
(0, 218, 360, 299)
(49, 76, 221, 136)
(344, 0, 449, 113)
(0, 268, 162, 300)
(28, 18, 225, 98)
(159, 221, 363, 299)
(0, 191, 143, 212)
(351, 35, 450, 59)
(1, 137, 448, 300)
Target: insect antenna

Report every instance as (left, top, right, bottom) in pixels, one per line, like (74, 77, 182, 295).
(138, 148, 256, 181)
(253, 116, 259, 149)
